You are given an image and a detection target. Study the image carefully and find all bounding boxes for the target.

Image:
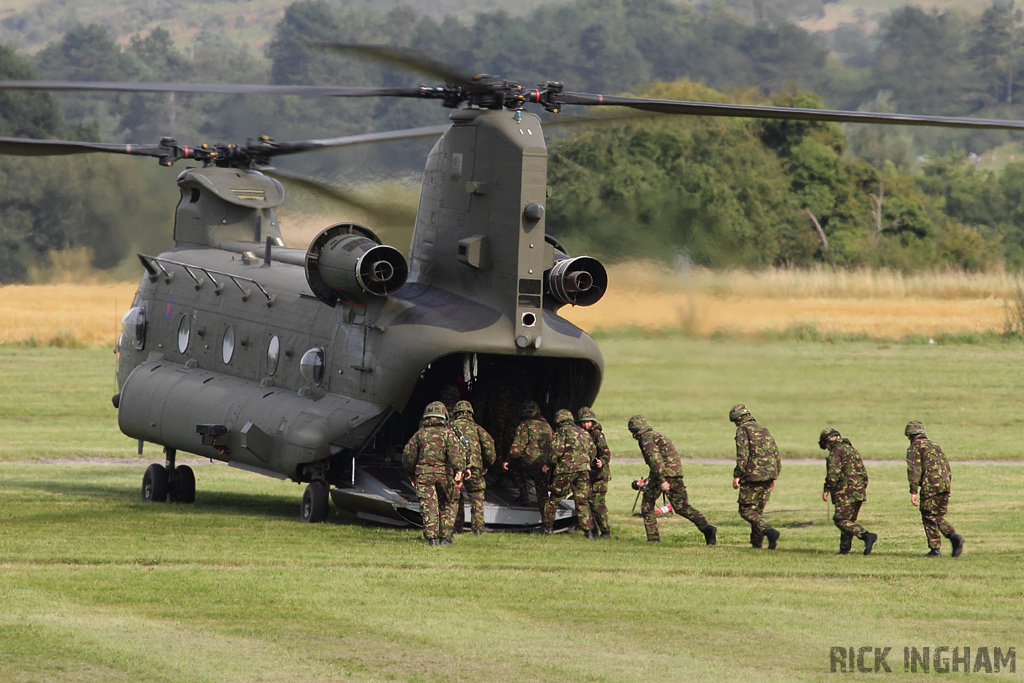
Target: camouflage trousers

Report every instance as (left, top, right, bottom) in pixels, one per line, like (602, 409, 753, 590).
(590, 478, 610, 534)
(642, 477, 709, 541)
(542, 471, 592, 530)
(920, 492, 956, 550)
(738, 480, 773, 547)
(833, 498, 867, 553)
(415, 472, 458, 541)
(458, 474, 486, 533)
(525, 462, 551, 518)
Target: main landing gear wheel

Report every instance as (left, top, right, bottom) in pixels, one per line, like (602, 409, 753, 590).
(142, 463, 168, 502)
(300, 481, 330, 523)
(169, 465, 196, 504)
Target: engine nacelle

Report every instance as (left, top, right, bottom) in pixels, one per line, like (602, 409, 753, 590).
(546, 255, 607, 307)
(305, 223, 408, 306)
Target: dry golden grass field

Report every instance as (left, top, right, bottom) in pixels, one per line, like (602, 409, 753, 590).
(0, 263, 1020, 345)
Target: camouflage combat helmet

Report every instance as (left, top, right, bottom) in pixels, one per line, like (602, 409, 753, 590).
(521, 399, 541, 418)
(577, 406, 598, 425)
(818, 427, 841, 450)
(627, 414, 650, 434)
(422, 401, 449, 420)
(453, 400, 474, 416)
(554, 408, 575, 425)
(905, 420, 925, 438)
(729, 404, 751, 423)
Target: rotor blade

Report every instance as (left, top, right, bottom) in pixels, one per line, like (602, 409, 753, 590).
(0, 137, 168, 158)
(559, 93, 1024, 131)
(311, 43, 482, 91)
(263, 166, 417, 224)
(0, 80, 424, 98)
(263, 125, 449, 157)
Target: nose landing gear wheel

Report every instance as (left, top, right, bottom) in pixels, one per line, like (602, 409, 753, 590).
(142, 463, 168, 502)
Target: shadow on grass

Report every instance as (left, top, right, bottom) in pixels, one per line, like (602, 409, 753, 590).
(4, 477, 376, 527)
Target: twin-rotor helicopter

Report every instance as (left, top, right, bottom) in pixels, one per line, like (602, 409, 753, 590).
(2, 45, 1022, 529)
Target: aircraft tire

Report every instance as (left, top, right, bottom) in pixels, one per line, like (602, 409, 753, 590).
(142, 464, 169, 503)
(300, 481, 329, 523)
(170, 465, 196, 504)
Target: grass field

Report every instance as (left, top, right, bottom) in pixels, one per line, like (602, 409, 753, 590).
(2, 276, 1023, 680)
(2, 265, 1021, 346)
(1, 460, 1020, 682)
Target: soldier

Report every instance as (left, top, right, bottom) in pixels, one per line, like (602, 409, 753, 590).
(629, 415, 717, 545)
(402, 401, 466, 546)
(905, 421, 964, 557)
(541, 409, 595, 536)
(578, 406, 612, 539)
(502, 400, 553, 514)
(729, 404, 781, 549)
(451, 399, 497, 535)
(819, 428, 877, 555)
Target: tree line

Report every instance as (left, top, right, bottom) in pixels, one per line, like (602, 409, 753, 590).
(3, 0, 1024, 281)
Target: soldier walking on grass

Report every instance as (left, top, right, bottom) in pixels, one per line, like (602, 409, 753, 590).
(730, 404, 781, 549)
(629, 415, 717, 545)
(541, 409, 595, 536)
(578, 406, 612, 539)
(402, 401, 466, 546)
(451, 400, 496, 535)
(502, 400, 553, 515)
(905, 421, 964, 558)
(819, 428, 877, 555)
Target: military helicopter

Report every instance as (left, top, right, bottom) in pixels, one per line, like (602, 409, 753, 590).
(3, 46, 1024, 528)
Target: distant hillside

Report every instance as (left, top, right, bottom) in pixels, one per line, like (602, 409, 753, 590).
(0, 0, 566, 55)
(798, 0, 987, 32)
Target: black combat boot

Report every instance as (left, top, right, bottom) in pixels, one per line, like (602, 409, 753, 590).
(702, 525, 717, 546)
(599, 531, 611, 539)
(440, 535, 453, 546)
(428, 538, 439, 546)
(473, 530, 483, 536)
(862, 532, 877, 556)
(921, 548, 941, 557)
(648, 537, 661, 542)
(765, 527, 780, 550)
(950, 534, 964, 557)
(540, 526, 553, 535)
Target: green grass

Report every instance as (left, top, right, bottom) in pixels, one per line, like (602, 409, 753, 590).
(1, 340, 1022, 680)
(592, 331, 1024, 462)
(0, 461, 1019, 682)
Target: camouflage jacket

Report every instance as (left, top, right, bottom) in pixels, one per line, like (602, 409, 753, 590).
(586, 424, 612, 482)
(733, 417, 781, 483)
(823, 438, 868, 503)
(451, 415, 497, 475)
(508, 416, 553, 468)
(550, 421, 595, 475)
(636, 429, 685, 483)
(907, 437, 951, 496)
(402, 417, 467, 477)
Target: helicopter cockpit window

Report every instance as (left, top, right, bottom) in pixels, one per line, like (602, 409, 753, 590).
(299, 347, 325, 385)
(222, 325, 236, 364)
(121, 306, 147, 350)
(177, 315, 190, 353)
(267, 335, 280, 375)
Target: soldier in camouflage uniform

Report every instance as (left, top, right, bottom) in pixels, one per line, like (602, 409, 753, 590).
(402, 401, 467, 546)
(578, 406, 612, 539)
(451, 400, 497, 535)
(541, 409, 595, 536)
(905, 421, 964, 557)
(730, 404, 781, 549)
(819, 428, 877, 555)
(502, 400, 553, 516)
(629, 415, 717, 545)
